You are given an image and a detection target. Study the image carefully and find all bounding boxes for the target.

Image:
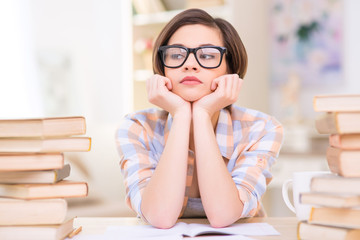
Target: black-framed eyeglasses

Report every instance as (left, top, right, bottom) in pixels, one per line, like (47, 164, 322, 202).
(158, 45, 227, 69)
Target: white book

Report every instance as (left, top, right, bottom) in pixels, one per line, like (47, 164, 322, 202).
(105, 222, 279, 238)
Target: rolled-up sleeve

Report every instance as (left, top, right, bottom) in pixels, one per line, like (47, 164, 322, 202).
(115, 115, 158, 220)
(231, 116, 283, 217)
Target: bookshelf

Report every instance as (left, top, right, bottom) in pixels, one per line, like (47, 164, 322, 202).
(131, 0, 233, 111)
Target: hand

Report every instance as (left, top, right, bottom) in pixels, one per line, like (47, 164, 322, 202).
(146, 74, 191, 117)
(193, 74, 243, 118)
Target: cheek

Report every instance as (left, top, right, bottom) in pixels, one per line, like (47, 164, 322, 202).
(164, 68, 174, 79)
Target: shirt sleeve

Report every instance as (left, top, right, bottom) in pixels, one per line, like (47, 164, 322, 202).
(115, 114, 158, 221)
(231, 116, 283, 218)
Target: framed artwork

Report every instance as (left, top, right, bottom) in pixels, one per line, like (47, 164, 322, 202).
(269, 0, 343, 123)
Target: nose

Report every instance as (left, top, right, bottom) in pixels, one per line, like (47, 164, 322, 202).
(182, 53, 200, 71)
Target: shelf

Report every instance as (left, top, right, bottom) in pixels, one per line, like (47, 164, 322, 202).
(133, 5, 231, 26)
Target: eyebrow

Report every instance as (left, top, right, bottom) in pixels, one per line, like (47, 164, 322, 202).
(168, 43, 217, 47)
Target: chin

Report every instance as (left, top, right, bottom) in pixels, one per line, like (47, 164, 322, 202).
(180, 93, 205, 102)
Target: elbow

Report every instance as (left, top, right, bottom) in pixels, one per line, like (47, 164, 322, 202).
(206, 207, 243, 228)
(143, 209, 178, 229)
(208, 216, 238, 228)
(148, 216, 177, 229)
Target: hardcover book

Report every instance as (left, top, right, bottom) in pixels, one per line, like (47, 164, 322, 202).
(0, 153, 64, 171)
(310, 174, 360, 194)
(329, 134, 360, 150)
(0, 180, 88, 199)
(0, 198, 67, 225)
(326, 146, 360, 177)
(0, 116, 86, 138)
(309, 207, 360, 229)
(315, 112, 360, 134)
(313, 94, 360, 112)
(298, 221, 360, 240)
(0, 217, 74, 240)
(0, 164, 70, 184)
(0, 137, 91, 153)
(300, 192, 360, 208)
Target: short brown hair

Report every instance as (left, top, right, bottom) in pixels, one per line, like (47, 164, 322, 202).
(152, 8, 247, 78)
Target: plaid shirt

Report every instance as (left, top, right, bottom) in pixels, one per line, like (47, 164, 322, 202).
(116, 105, 283, 220)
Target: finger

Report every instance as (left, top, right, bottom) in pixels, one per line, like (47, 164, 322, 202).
(236, 77, 243, 94)
(151, 75, 158, 94)
(164, 77, 172, 90)
(226, 75, 234, 96)
(216, 77, 226, 93)
(147, 75, 157, 95)
(230, 75, 240, 96)
(211, 77, 220, 91)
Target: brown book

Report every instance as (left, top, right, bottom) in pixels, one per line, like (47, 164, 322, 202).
(300, 192, 360, 208)
(329, 134, 360, 150)
(309, 207, 360, 229)
(298, 221, 360, 240)
(0, 153, 64, 171)
(315, 112, 360, 134)
(0, 198, 67, 225)
(0, 137, 91, 153)
(0, 116, 86, 138)
(0, 217, 74, 240)
(311, 174, 360, 194)
(0, 180, 88, 199)
(313, 94, 360, 112)
(327, 147, 360, 177)
(0, 164, 70, 184)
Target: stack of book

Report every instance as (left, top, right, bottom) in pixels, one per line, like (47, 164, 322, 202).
(0, 116, 91, 240)
(297, 95, 360, 240)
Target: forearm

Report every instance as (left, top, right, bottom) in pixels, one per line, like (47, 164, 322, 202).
(193, 110, 243, 228)
(141, 110, 191, 228)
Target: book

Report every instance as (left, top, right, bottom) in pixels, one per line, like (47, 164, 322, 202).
(0, 137, 91, 153)
(329, 134, 360, 150)
(315, 112, 360, 134)
(0, 180, 88, 199)
(298, 221, 360, 240)
(0, 164, 70, 184)
(326, 146, 360, 177)
(0, 198, 67, 225)
(0, 116, 86, 138)
(313, 94, 360, 112)
(0, 153, 64, 171)
(0, 217, 74, 240)
(310, 174, 360, 194)
(300, 192, 360, 208)
(106, 222, 279, 238)
(309, 207, 360, 229)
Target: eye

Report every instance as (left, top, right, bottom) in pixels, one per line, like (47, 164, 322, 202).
(170, 53, 185, 60)
(199, 54, 215, 60)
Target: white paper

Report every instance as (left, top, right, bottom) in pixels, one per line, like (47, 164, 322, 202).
(191, 236, 254, 240)
(104, 222, 279, 239)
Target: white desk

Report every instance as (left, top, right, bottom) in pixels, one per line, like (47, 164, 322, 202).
(73, 217, 298, 240)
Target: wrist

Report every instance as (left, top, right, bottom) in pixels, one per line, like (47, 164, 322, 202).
(192, 106, 212, 120)
(172, 104, 192, 121)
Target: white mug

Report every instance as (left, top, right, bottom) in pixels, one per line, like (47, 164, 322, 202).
(282, 171, 330, 221)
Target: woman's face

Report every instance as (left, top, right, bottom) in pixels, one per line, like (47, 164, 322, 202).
(164, 24, 228, 102)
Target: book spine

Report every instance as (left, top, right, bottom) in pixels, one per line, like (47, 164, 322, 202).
(326, 147, 341, 175)
(315, 113, 337, 134)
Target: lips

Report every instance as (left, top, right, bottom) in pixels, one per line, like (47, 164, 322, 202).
(180, 76, 202, 85)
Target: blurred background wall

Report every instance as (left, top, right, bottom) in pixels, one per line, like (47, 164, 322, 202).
(0, 0, 359, 217)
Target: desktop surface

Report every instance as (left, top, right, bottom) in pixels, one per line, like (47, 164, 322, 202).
(73, 217, 298, 240)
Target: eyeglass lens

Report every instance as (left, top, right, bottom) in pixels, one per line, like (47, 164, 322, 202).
(163, 47, 222, 68)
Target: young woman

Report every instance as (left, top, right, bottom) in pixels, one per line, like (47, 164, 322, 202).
(116, 8, 283, 229)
